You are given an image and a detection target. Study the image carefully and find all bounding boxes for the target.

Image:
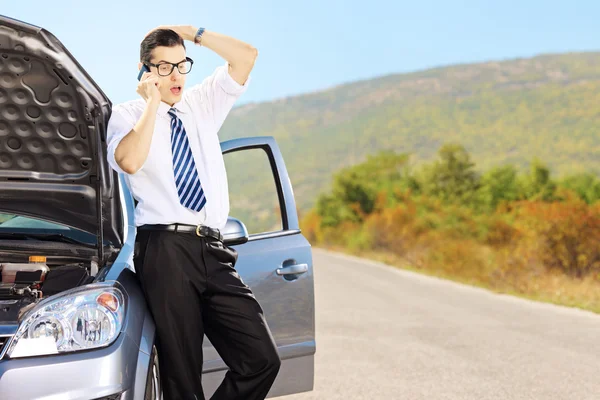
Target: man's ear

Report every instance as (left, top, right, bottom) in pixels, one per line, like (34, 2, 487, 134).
(138, 62, 143, 71)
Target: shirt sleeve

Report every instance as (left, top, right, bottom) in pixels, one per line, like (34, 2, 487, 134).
(106, 105, 137, 175)
(186, 62, 250, 131)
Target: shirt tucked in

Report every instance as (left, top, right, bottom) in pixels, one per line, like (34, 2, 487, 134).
(106, 62, 249, 230)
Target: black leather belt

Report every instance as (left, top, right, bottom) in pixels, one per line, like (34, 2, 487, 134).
(138, 224, 223, 241)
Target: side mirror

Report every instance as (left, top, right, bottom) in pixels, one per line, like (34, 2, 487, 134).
(222, 216, 249, 246)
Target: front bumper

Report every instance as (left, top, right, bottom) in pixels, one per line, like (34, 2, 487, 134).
(0, 332, 148, 400)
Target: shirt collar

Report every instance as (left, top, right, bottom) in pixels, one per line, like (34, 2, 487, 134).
(157, 100, 188, 118)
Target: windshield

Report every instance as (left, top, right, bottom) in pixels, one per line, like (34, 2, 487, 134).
(0, 213, 97, 245)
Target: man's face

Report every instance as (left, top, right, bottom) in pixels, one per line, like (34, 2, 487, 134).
(144, 44, 187, 105)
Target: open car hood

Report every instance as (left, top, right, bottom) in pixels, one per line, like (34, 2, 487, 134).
(0, 15, 122, 251)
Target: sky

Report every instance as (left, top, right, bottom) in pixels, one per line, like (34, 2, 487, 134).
(2, 0, 599, 106)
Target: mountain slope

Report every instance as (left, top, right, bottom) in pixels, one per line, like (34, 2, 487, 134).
(219, 52, 600, 227)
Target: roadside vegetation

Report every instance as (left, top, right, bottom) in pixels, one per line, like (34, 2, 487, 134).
(301, 145, 600, 313)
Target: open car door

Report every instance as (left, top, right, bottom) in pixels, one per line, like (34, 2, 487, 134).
(201, 136, 316, 398)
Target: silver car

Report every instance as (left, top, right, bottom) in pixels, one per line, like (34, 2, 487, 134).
(0, 15, 315, 400)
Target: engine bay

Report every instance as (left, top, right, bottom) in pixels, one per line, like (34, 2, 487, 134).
(0, 255, 97, 325)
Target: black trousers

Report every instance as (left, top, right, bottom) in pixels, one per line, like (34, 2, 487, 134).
(134, 229, 281, 400)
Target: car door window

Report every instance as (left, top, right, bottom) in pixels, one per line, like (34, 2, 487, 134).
(224, 148, 283, 235)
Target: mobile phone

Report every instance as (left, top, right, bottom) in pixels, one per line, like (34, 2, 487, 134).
(137, 64, 150, 81)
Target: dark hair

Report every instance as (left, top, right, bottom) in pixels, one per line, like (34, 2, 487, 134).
(140, 29, 186, 63)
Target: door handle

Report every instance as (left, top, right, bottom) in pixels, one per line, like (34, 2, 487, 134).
(276, 263, 308, 276)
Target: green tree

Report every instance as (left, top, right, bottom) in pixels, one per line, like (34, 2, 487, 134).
(558, 173, 600, 204)
(315, 194, 344, 227)
(419, 144, 481, 206)
(520, 158, 557, 201)
(315, 150, 413, 225)
(331, 170, 377, 218)
(477, 165, 520, 212)
(341, 150, 412, 194)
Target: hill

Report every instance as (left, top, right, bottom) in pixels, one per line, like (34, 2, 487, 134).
(218, 52, 600, 231)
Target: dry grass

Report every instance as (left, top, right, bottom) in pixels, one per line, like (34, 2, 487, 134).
(305, 197, 600, 314)
(320, 244, 600, 314)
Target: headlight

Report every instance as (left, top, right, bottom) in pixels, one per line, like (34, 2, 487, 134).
(5, 282, 127, 359)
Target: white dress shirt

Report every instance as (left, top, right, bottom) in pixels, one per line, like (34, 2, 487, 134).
(106, 62, 249, 230)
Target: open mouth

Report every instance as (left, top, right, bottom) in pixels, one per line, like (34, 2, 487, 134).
(170, 86, 182, 95)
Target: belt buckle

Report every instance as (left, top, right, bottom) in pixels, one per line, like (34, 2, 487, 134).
(195, 225, 205, 237)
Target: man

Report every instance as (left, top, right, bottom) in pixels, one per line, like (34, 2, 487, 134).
(106, 25, 280, 400)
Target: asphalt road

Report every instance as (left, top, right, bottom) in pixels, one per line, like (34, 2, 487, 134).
(283, 248, 600, 400)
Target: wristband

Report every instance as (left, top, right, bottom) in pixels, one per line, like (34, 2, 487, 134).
(194, 27, 205, 45)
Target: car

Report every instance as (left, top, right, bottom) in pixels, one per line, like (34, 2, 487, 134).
(0, 15, 315, 400)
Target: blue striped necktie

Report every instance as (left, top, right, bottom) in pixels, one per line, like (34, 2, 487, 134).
(168, 108, 207, 212)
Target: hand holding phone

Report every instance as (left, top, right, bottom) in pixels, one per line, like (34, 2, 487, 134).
(136, 65, 161, 104)
(137, 64, 151, 81)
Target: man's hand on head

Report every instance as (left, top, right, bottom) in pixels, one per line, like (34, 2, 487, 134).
(145, 25, 197, 42)
(143, 24, 258, 86)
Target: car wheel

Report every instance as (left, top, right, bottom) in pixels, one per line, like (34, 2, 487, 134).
(144, 344, 162, 400)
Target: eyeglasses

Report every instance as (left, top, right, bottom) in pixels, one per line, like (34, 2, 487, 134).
(145, 57, 194, 77)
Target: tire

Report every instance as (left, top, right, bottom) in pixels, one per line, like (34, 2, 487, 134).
(144, 344, 162, 400)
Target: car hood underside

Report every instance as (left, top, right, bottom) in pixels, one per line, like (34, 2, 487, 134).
(0, 15, 122, 248)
